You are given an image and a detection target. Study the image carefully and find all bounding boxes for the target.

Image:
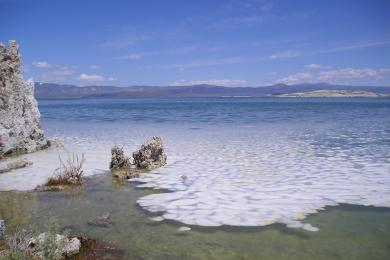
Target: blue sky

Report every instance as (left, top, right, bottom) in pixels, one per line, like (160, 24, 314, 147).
(1, 0, 390, 87)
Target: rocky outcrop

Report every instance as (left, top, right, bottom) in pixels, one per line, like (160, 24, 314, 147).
(133, 136, 167, 170)
(0, 40, 49, 158)
(109, 146, 131, 170)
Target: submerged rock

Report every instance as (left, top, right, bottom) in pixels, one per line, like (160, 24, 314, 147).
(133, 136, 167, 170)
(0, 158, 32, 173)
(88, 212, 113, 227)
(0, 40, 49, 158)
(109, 146, 131, 170)
(0, 220, 4, 238)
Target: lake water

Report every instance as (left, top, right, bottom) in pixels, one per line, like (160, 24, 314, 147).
(1, 97, 390, 259)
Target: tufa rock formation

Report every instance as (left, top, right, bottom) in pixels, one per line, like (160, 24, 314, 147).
(0, 40, 49, 158)
(109, 146, 131, 170)
(109, 146, 138, 179)
(133, 136, 167, 170)
(109, 137, 167, 179)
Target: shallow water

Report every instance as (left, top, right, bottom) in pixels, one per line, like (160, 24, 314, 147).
(1, 174, 390, 259)
(1, 97, 390, 257)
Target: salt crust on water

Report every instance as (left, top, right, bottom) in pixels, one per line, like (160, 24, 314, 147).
(0, 123, 389, 231)
(132, 127, 390, 231)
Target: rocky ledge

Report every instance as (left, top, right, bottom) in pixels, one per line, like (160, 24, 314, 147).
(0, 40, 49, 158)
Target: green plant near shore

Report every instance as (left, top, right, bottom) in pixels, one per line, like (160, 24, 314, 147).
(0, 219, 67, 260)
(45, 153, 85, 187)
(41, 219, 67, 260)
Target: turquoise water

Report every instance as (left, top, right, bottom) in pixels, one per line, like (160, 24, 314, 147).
(1, 97, 389, 258)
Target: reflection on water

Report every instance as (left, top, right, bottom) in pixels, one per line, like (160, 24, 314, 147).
(1, 174, 389, 259)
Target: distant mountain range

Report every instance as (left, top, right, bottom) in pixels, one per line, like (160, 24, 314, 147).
(34, 82, 390, 99)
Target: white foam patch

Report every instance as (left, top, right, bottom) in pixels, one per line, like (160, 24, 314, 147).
(133, 127, 390, 231)
(149, 216, 164, 222)
(177, 226, 191, 232)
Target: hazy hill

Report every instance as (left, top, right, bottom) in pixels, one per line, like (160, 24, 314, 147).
(34, 82, 390, 99)
(274, 90, 390, 98)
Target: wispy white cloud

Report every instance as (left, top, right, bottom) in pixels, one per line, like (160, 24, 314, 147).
(273, 67, 390, 85)
(216, 0, 274, 29)
(79, 73, 107, 81)
(118, 46, 198, 60)
(89, 64, 101, 70)
(316, 40, 390, 54)
(275, 72, 313, 84)
(168, 57, 253, 70)
(147, 46, 197, 56)
(102, 35, 143, 49)
(119, 53, 142, 60)
(228, 0, 274, 12)
(304, 63, 332, 69)
(266, 50, 302, 60)
(32, 61, 52, 68)
(50, 67, 74, 76)
(171, 79, 250, 87)
(267, 40, 390, 62)
(221, 15, 265, 28)
(379, 68, 390, 74)
(35, 65, 75, 82)
(318, 68, 379, 80)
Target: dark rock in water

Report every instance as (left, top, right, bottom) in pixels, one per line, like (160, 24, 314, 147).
(133, 136, 167, 170)
(0, 40, 50, 158)
(109, 146, 131, 170)
(0, 159, 32, 173)
(88, 212, 113, 228)
(0, 220, 5, 238)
